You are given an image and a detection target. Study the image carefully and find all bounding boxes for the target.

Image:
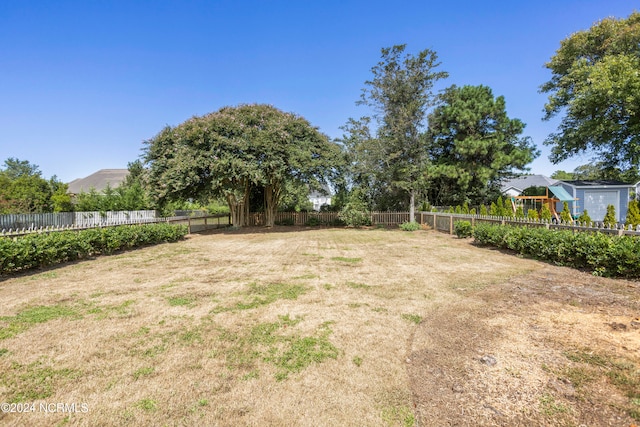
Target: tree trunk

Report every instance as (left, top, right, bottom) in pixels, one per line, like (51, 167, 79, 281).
(226, 194, 245, 228)
(263, 181, 282, 227)
(264, 185, 275, 227)
(409, 188, 416, 223)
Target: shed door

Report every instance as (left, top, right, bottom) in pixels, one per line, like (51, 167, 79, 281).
(583, 190, 619, 222)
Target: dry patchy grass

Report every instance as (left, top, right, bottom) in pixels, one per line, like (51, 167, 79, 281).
(0, 227, 638, 426)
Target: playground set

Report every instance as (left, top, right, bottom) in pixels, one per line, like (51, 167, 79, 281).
(511, 186, 578, 223)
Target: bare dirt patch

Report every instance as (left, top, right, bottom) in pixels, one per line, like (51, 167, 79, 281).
(0, 227, 638, 426)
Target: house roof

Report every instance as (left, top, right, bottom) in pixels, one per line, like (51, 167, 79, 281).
(560, 179, 632, 187)
(67, 169, 129, 194)
(500, 175, 558, 194)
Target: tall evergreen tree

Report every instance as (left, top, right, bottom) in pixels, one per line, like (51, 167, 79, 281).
(347, 44, 448, 221)
(427, 85, 538, 205)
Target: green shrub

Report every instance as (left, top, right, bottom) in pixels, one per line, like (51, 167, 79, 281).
(305, 216, 322, 226)
(625, 201, 640, 229)
(399, 221, 420, 232)
(480, 205, 488, 216)
(540, 204, 552, 221)
(603, 204, 616, 228)
(338, 191, 371, 227)
(577, 209, 591, 225)
(527, 209, 539, 220)
(454, 221, 473, 238)
(472, 223, 640, 278)
(0, 223, 188, 275)
(496, 197, 505, 216)
(515, 205, 524, 218)
(338, 206, 370, 227)
(489, 202, 497, 216)
(418, 201, 431, 212)
(560, 201, 573, 223)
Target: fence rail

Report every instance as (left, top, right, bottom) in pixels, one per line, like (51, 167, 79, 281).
(3, 209, 640, 237)
(1, 210, 159, 237)
(418, 211, 640, 237)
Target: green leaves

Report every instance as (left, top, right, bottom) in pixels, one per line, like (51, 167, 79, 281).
(346, 45, 448, 215)
(472, 223, 640, 278)
(0, 223, 188, 275)
(144, 104, 341, 227)
(542, 12, 640, 170)
(427, 85, 538, 205)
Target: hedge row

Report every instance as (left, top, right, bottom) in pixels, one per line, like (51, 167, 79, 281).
(0, 223, 188, 275)
(472, 223, 640, 278)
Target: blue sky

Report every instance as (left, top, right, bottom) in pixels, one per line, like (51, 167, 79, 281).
(0, 0, 637, 183)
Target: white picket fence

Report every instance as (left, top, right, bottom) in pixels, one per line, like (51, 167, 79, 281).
(0, 210, 159, 237)
(420, 211, 640, 237)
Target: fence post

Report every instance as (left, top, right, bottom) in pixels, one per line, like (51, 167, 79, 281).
(449, 215, 453, 234)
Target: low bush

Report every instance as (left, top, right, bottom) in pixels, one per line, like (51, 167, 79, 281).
(338, 206, 371, 227)
(0, 223, 188, 275)
(453, 220, 473, 238)
(305, 216, 322, 226)
(472, 223, 640, 278)
(399, 221, 420, 232)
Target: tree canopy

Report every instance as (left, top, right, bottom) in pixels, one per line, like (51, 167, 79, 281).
(426, 85, 538, 205)
(144, 104, 341, 227)
(541, 12, 640, 172)
(0, 158, 70, 214)
(346, 44, 448, 221)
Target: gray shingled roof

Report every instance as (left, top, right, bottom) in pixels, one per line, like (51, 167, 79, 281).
(67, 169, 129, 194)
(561, 179, 631, 187)
(500, 175, 558, 193)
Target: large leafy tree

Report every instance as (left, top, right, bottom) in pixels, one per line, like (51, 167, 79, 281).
(427, 85, 538, 205)
(541, 12, 640, 172)
(347, 44, 448, 221)
(144, 104, 341, 227)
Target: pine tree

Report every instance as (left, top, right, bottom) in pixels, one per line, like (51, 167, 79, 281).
(489, 202, 497, 216)
(625, 200, 640, 229)
(560, 201, 573, 223)
(515, 205, 524, 218)
(527, 209, 539, 220)
(540, 204, 552, 221)
(577, 209, 592, 225)
(603, 204, 617, 228)
(480, 205, 488, 216)
(496, 196, 505, 216)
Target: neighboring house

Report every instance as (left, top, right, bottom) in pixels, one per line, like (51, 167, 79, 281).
(500, 175, 559, 197)
(308, 189, 332, 211)
(67, 169, 129, 196)
(556, 180, 635, 223)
